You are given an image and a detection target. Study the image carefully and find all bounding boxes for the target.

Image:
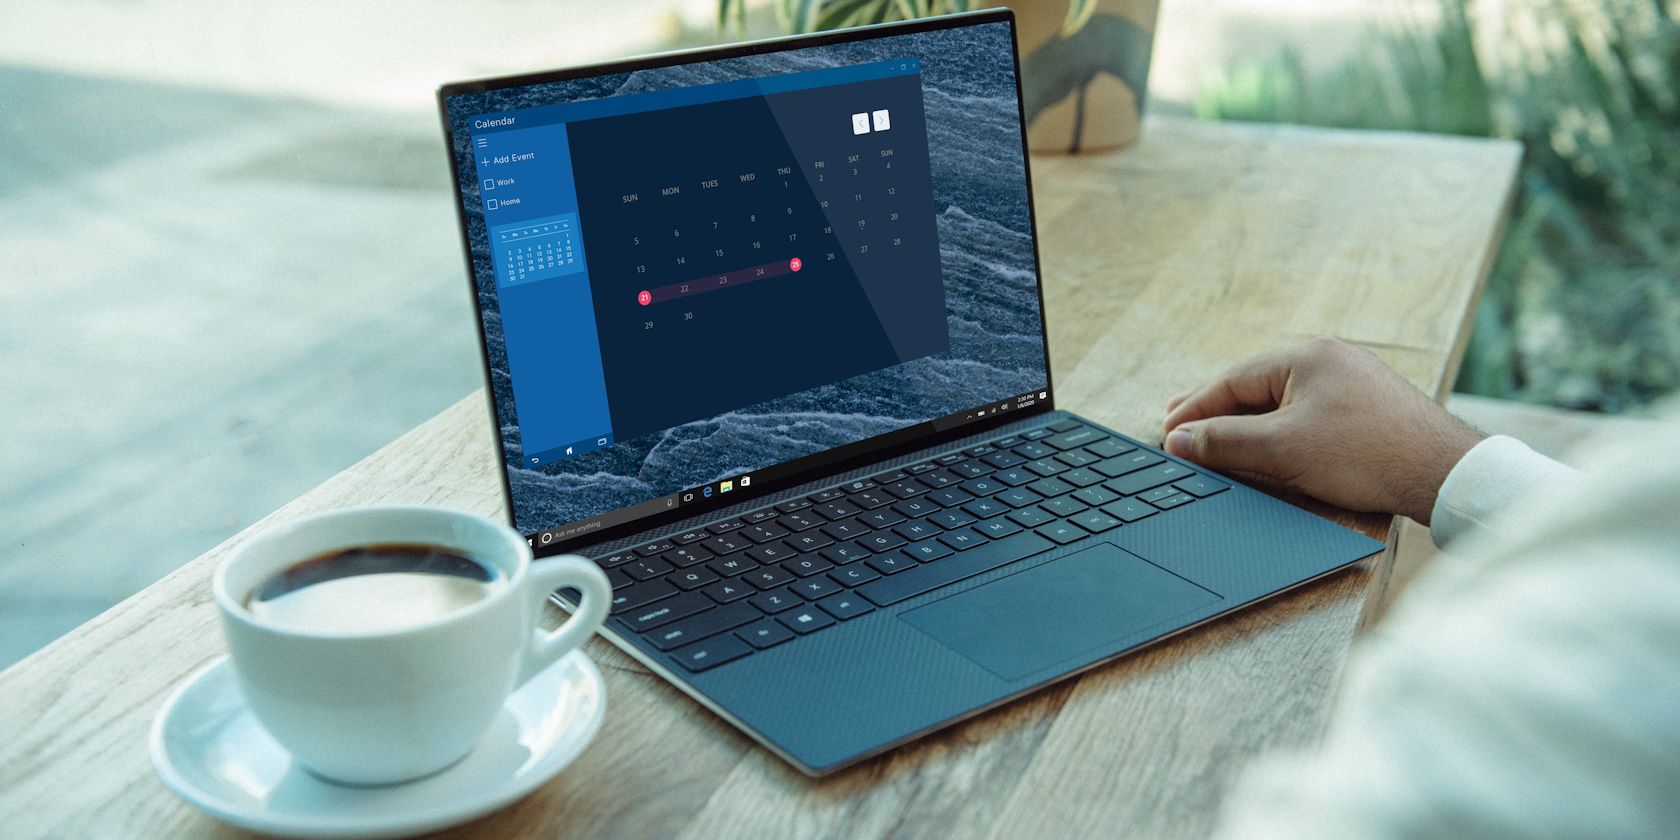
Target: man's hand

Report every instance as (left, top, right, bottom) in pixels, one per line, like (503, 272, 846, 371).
(1161, 337, 1485, 524)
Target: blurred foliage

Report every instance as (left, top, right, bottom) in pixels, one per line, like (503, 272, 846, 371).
(1196, 0, 1680, 413)
(718, 0, 1096, 35)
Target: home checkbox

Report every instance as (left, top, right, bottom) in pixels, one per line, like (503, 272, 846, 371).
(486, 198, 499, 211)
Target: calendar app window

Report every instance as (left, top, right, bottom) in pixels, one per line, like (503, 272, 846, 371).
(468, 59, 949, 465)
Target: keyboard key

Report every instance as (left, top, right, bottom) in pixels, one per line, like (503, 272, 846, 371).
(1055, 449, 1100, 468)
(1094, 451, 1165, 478)
(785, 531, 834, 552)
(669, 567, 719, 590)
(871, 469, 908, 484)
(993, 467, 1036, 486)
(623, 558, 674, 581)
(934, 453, 966, 466)
(748, 586, 804, 613)
(960, 477, 1007, 497)
(1072, 510, 1122, 533)
(893, 519, 941, 541)
(1175, 475, 1231, 497)
(1060, 467, 1104, 488)
(839, 478, 878, 493)
(927, 509, 978, 529)
(817, 593, 876, 621)
(703, 534, 750, 555)
(1035, 522, 1086, 545)
(1027, 477, 1076, 498)
(926, 488, 974, 507)
(742, 509, 780, 524)
(747, 542, 797, 564)
(635, 540, 675, 557)
(624, 591, 714, 632)
(937, 528, 988, 551)
(745, 566, 795, 590)
(606, 568, 633, 590)
(778, 608, 836, 635)
(949, 460, 993, 479)
(830, 564, 883, 586)
(741, 523, 789, 543)
(784, 555, 835, 577)
(892, 498, 939, 518)
(1021, 428, 1053, 440)
(994, 487, 1044, 508)
(1072, 485, 1122, 507)
(611, 580, 677, 614)
(647, 603, 759, 651)
(982, 450, 1027, 468)
(701, 579, 754, 604)
(1044, 426, 1103, 450)
(962, 498, 1008, 519)
(858, 531, 907, 552)
(901, 538, 953, 563)
(778, 511, 823, 531)
(792, 576, 843, 599)
(814, 501, 862, 520)
(821, 519, 870, 541)
(858, 531, 1055, 606)
(707, 519, 745, 534)
(1023, 458, 1068, 477)
(1014, 441, 1055, 459)
(672, 634, 752, 672)
(905, 462, 939, 474)
(858, 508, 906, 529)
(1086, 438, 1135, 459)
(1152, 493, 1195, 510)
(964, 444, 995, 457)
(851, 489, 896, 510)
(884, 480, 929, 499)
(1007, 506, 1055, 527)
(820, 541, 872, 564)
(595, 552, 636, 568)
(866, 553, 918, 575)
(661, 545, 713, 568)
(1139, 485, 1179, 503)
(808, 488, 848, 503)
(673, 529, 711, 545)
(1106, 462, 1194, 496)
(1100, 498, 1159, 523)
(1047, 418, 1082, 432)
(919, 470, 960, 489)
(974, 516, 1023, 539)
(1039, 496, 1088, 517)
(775, 498, 814, 513)
(707, 555, 757, 577)
(992, 435, 1023, 448)
(737, 619, 795, 649)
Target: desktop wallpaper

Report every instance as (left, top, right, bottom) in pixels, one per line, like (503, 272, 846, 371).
(445, 21, 1049, 534)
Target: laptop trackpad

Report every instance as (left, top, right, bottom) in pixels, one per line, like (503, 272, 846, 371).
(900, 543, 1221, 681)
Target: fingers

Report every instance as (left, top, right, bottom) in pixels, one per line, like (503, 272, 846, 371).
(1163, 413, 1284, 476)
(1161, 350, 1295, 432)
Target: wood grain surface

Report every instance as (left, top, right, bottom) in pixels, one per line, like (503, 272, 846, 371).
(0, 116, 1519, 839)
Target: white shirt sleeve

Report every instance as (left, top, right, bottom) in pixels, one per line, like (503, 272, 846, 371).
(1428, 435, 1578, 550)
(1212, 406, 1680, 839)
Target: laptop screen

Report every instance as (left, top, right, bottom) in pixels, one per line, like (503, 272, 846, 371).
(441, 13, 1050, 548)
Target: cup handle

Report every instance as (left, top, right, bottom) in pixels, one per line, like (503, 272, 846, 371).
(519, 554, 611, 683)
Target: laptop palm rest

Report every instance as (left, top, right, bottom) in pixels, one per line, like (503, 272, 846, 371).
(899, 542, 1221, 681)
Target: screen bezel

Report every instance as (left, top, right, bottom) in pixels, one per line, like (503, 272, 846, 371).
(437, 8, 1057, 556)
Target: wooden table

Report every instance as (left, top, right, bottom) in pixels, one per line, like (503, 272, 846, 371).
(0, 116, 1519, 839)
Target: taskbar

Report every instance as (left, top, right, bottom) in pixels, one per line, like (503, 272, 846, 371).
(523, 386, 1052, 553)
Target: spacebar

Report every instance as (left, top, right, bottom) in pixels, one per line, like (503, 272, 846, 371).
(858, 532, 1056, 607)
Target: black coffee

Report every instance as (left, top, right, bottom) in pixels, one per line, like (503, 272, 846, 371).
(246, 544, 503, 633)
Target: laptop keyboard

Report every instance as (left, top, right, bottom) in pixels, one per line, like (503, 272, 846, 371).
(586, 419, 1229, 674)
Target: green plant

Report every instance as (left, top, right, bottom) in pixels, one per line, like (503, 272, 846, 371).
(718, 0, 1097, 37)
(1197, 0, 1680, 413)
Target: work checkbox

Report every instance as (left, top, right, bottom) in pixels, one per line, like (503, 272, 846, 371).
(482, 179, 495, 191)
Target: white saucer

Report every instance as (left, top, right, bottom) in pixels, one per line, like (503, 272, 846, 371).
(150, 651, 606, 839)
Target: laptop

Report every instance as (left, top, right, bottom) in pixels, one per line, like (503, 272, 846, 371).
(437, 8, 1384, 776)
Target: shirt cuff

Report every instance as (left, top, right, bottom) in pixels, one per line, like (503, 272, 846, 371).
(1429, 435, 1576, 550)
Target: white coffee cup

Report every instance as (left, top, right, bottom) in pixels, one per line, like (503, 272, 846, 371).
(212, 505, 610, 786)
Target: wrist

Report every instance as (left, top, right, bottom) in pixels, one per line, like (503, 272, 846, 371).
(1403, 418, 1484, 525)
